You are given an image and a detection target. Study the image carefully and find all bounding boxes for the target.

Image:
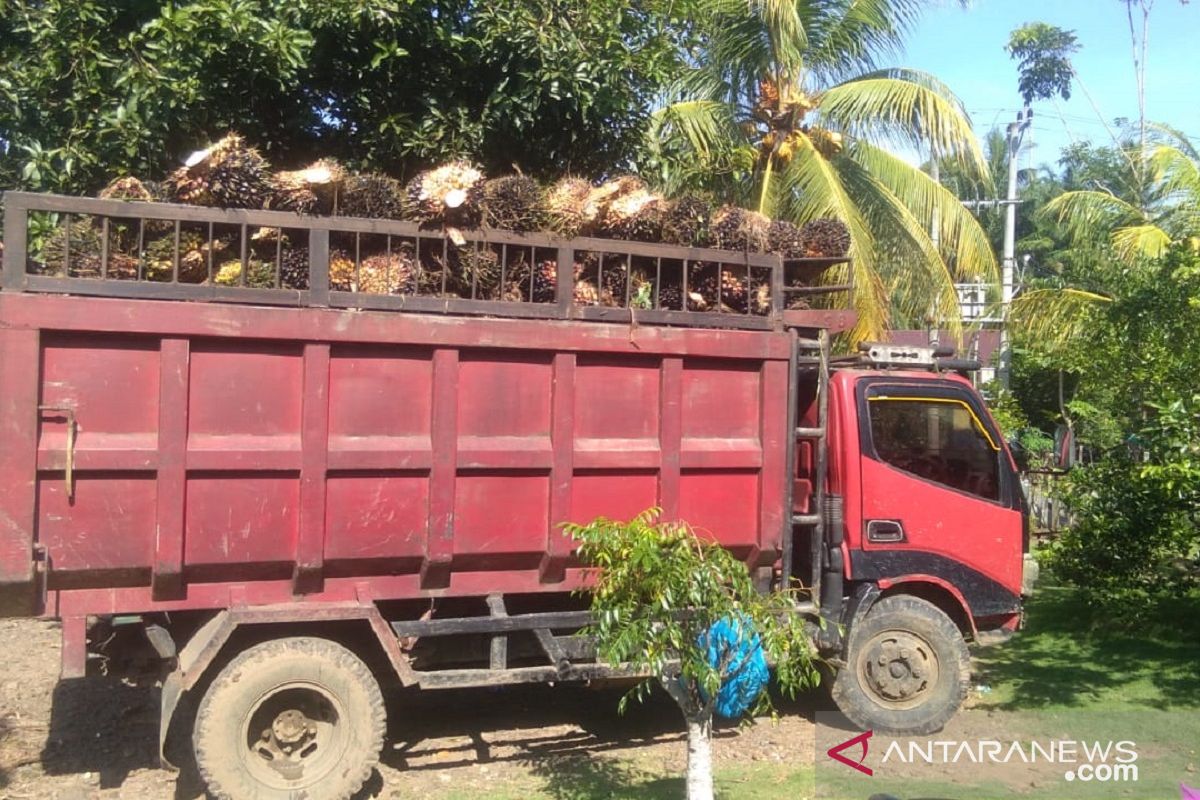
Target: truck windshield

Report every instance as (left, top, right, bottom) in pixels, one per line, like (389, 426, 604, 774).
(868, 396, 1000, 501)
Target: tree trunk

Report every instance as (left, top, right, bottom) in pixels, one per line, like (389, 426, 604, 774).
(685, 715, 714, 800)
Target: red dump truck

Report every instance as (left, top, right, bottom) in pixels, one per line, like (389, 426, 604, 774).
(0, 192, 1031, 800)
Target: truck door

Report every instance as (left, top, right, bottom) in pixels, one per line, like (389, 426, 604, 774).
(852, 379, 1024, 620)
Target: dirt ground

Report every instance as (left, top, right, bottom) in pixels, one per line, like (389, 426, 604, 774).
(0, 618, 826, 799)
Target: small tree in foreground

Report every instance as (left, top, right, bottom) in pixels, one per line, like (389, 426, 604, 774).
(566, 510, 820, 800)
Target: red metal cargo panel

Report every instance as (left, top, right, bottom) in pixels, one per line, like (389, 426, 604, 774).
(0, 293, 792, 617)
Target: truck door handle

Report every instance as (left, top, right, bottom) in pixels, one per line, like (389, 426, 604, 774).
(866, 519, 905, 543)
(38, 405, 76, 501)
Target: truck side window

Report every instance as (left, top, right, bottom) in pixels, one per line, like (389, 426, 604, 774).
(868, 397, 1000, 501)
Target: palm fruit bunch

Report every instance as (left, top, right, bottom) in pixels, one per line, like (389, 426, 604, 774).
(213, 257, 276, 288)
(656, 262, 724, 311)
(544, 177, 593, 237)
(482, 175, 546, 232)
(358, 251, 414, 294)
(503, 256, 558, 303)
(767, 219, 807, 258)
(280, 248, 311, 289)
(164, 134, 272, 208)
(98, 176, 155, 202)
(405, 161, 485, 230)
(582, 177, 644, 235)
(454, 246, 502, 297)
(39, 219, 102, 276)
(661, 194, 712, 247)
(270, 160, 346, 215)
(711, 206, 771, 252)
(800, 218, 851, 257)
(144, 231, 217, 283)
(600, 188, 666, 242)
(339, 173, 406, 220)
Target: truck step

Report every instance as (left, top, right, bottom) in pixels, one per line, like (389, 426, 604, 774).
(792, 514, 820, 526)
(795, 426, 824, 438)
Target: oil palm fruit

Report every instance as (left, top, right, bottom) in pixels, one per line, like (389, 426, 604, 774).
(165, 134, 272, 209)
(406, 161, 485, 230)
(544, 177, 593, 237)
(271, 160, 346, 215)
(601, 189, 665, 241)
(661, 194, 712, 247)
(800, 218, 851, 257)
(482, 175, 546, 232)
(711, 206, 770, 252)
(339, 173, 406, 220)
(767, 219, 807, 258)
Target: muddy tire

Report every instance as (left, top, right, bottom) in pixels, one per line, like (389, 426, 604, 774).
(831, 595, 969, 735)
(193, 637, 385, 800)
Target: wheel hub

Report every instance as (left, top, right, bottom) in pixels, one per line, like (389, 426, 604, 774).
(858, 631, 939, 708)
(244, 686, 341, 784)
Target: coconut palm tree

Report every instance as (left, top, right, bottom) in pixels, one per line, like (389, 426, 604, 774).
(643, 0, 996, 340)
(1013, 124, 1200, 350)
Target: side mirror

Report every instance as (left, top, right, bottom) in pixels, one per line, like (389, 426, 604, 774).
(1053, 424, 1076, 470)
(1007, 434, 1030, 473)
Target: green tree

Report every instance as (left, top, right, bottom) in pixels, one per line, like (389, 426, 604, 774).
(1044, 246, 1200, 611)
(567, 511, 818, 800)
(642, 0, 996, 341)
(1006, 22, 1079, 106)
(0, 0, 697, 196)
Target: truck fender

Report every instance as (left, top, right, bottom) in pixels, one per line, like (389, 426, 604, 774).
(873, 575, 977, 639)
(158, 602, 415, 769)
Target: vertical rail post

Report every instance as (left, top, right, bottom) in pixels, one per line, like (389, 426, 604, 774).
(308, 228, 330, 307)
(2, 193, 30, 291)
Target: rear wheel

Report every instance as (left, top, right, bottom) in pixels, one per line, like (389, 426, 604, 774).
(831, 595, 969, 735)
(193, 636, 385, 800)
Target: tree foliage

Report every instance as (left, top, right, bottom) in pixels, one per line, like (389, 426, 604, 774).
(1006, 22, 1079, 106)
(642, 0, 996, 341)
(0, 0, 697, 196)
(566, 510, 818, 800)
(1039, 247, 1200, 609)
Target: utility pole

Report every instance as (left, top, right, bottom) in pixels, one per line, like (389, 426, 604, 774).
(999, 108, 1032, 390)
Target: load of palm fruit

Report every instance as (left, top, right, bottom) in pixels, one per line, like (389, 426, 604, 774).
(144, 231, 225, 283)
(482, 175, 546, 232)
(710, 206, 771, 252)
(214, 256, 276, 288)
(544, 177, 593, 237)
(800, 218, 851, 257)
(767, 219, 807, 258)
(62, 131, 858, 312)
(600, 188, 666, 242)
(99, 176, 155, 202)
(339, 173, 406, 220)
(582, 177, 644, 236)
(270, 160, 346, 215)
(661, 194, 712, 247)
(406, 161, 485, 230)
(164, 134, 272, 208)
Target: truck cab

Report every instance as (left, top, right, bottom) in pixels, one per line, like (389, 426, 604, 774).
(791, 341, 1028, 733)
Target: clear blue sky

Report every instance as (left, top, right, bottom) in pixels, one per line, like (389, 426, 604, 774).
(899, 0, 1199, 170)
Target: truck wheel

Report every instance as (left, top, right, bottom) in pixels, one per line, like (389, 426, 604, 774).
(193, 637, 385, 800)
(830, 595, 969, 735)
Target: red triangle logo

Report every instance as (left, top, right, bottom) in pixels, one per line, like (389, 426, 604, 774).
(827, 730, 873, 776)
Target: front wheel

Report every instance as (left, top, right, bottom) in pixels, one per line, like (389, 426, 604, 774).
(830, 595, 969, 735)
(193, 636, 386, 800)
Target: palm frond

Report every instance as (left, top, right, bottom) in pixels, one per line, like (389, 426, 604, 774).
(650, 100, 745, 163)
(1040, 190, 1147, 242)
(849, 141, 997, 283)
(1111, 224, 1171, 262)
(803, 0, 928, 80)
(1009, 287, 1112, 351)
(836, 153, 965, 339)
(777, 131, 888, 340)
(1146, 122, 1200, 161)
(817, 72, 987, 177)
(1149, 144, 1200, 205)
